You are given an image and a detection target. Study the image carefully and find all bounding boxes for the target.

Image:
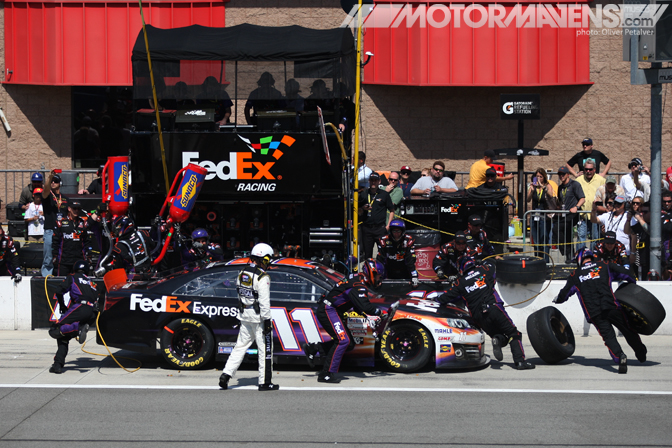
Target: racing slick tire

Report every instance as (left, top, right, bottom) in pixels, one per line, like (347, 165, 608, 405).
(495, 255, 547, 285)
(615, 283, 666, 335)
(160, 318, 215, 370)
(379, 321, 433, 373)
(526, 306, 575, 364)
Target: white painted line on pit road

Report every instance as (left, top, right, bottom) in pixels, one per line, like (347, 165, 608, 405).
(1, 384, 672, 395)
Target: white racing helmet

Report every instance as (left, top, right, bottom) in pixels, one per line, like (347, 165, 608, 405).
(251, 243, 274, 265)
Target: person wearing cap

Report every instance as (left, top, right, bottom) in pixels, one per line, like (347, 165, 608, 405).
(0, 225, 22, 283)
(41, 170, 70, 276)
(25, 188, 45, 241)
(594, 231, 629, 268)
(594, 175, 625, 215)
(432, 231, 477, 282)
(411, 161, 458, 195)
(359, 172, 395, 259)
(556, 166, 585, 263)
(244, 72, 283, 125)
(620, 158, 651, 202)
(566, 138, 611, 177)
(355, 151, 373, 190)
(78, 165, 104, 195)
(52, 201, 92, 276)
(526, 168, 557, 262)
(19, 172, 45, 210)
(464, 214, 495, 260)
(576, 158, 605, 251)
(466, 150, 513, 189)
(475, 168, 504, 190)
(591, 194, 631, 255)
(399, 166, 414, 198)
(381, 171, 404, 218)
(625, 200, 651, 279)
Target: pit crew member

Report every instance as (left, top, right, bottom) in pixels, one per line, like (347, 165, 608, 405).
(0, 225, 22, 282)
(182, 228, 224, 264)
(464, 214, 495, 260)
(95, 215, 155, 277)
(436, 255, 535, 370)
(593, 231, 629, 269)
(52, 201, 92, 276)
(375, 219, 418, 284)
(432, 231, 475, 282)
(47, 260, 98, 374)
(554, 248, 647, 374)
(219, 243, 279, 391)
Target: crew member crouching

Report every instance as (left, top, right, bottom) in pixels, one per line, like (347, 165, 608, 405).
(376, 219, 418, 285)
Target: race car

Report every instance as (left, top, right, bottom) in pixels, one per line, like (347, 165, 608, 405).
(96, 258, 488, 372)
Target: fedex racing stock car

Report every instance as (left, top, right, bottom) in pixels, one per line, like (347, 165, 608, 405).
(97, 258, 488, 372)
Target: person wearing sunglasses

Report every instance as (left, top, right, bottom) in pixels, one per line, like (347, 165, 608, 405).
(410, 160, 457, 196)
(41, 171, 70, 276)
(565, 138, 612, 177)
(620, 157, 651, 202)
(381, 171, 403, 217)
(576, 159, 605, 251)
(591, 194, 631, 256)
(398, 165, 414, 198)
(594, 175, 625, 215)
(556, 166, 585, 263)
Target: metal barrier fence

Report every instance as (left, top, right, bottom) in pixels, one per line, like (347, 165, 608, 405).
(522, 209, 597, 261)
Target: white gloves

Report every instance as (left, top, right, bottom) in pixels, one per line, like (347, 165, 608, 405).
(411, 277, 419, 286)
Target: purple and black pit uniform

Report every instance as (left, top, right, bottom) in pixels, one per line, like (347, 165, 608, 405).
(0, 233, 21, 277)
(593, 241, 629, 268)
(376, 234, 417, 280)
(182, 242, 224, 265)
(464, 229, 495, 261)
(51, 273, 99, 370)
(436, 262, 527, 363)
(555, 259, 646, 363)
(316, 277, 381, 375)
(52, 216, 91, 276)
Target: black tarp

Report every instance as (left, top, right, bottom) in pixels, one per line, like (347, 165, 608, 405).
(132, 24, 355, 62)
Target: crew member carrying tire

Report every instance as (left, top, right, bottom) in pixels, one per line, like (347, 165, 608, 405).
(219, 243, 279, 391)
(305, 259, 386, 383)
(432, 231, 476, 283)
(47, 260, 98, 374)
(95, 215, 155, 277)
(182, 228, 224, 264)
(0, 225, 22, 283)
(554, 248, 647, 374)
(436, 255, 535, 370)
(375, 219, 418, 284)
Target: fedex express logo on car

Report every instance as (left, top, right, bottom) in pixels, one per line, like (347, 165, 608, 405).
(130, 294, 191, 313)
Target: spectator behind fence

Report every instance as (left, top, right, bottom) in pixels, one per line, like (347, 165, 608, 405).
(663, 166, 672, 191)
(625, 199, 650, 279)
(25, 188, 44, 241)
(555, 166, 585, 263)
(620, 158, 651, 202)
(19, 172, 44, 211)
(466, 149, 513, 189)
(399, 166, 414, 198)
(526, 167, 557, 262)
(566, 138, 612, 177)
(382, 171, 403, 217)
(594, 175, 625, 215)
(576, 158, 605, 251)
(359, 172, 395, 259)
(421, 167, 430, 178)
(592, 194, 630, 255)
(79, 165, 104, 195)
(411, 161, 457, 195)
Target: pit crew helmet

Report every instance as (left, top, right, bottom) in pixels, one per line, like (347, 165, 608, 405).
(574, 247, 594, 267)
(73, 260, 90, 274)
(389, 219, 406, 239)
(361, 259, 385, 289)
(251, 243, 273, 267)
(191, 228, 209, 249)
(457, 255, 477, 276)
(111, 215, 134, 238)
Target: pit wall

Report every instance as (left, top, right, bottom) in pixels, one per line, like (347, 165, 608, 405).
(1, 277, 670, 334)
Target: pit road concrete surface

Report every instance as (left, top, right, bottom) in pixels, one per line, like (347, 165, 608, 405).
(1, 330, 672, 447)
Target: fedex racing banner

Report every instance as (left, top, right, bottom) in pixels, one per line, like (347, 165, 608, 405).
(152, 133, 341, 196)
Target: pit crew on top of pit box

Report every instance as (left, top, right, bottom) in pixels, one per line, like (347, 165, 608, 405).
(432, 231, 476, 283)
(47, 260, 99, 374)
(554, 248, 647, 374)
(436, 255, 535, 370)
(0, 225, 22, 283)
(303, 259, 386, 384)
(375, 219, 418, 284)
(219, 243, 279, 392)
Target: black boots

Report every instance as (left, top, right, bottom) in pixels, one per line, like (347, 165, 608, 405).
(317, 372, 341, 383)
(49, 363, 63, 374)
(78, 324, 89, 344)
(258, 383, 280, 391)
(219, 373, 231, 389)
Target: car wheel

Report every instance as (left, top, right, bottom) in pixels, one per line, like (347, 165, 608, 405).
(160, 318, 215, 370)
(495, 255, 547, 285)
(526, 306, 575, 364)
(379, 322, 433, 373)
(615, 283, 666, 335)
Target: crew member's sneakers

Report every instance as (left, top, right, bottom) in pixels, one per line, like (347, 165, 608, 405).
(258, 383, 280, 391)
(618, 354, 628, 374)
(219, 373, 231, 389)
(317, 372, 341, 383)
(78, 324, 89, 344)
(48, 327, 62, 339)
(492, 337, 504, 362)
(636, 347, 647, 363)
(302, 342, 320, 368)
(514, 361, 536, 370)
(49, 363, 63, 374)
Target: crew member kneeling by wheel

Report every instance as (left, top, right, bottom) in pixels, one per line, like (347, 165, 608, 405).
(306, 259, 385, 383)
(436, 255, 535, 370)
(376, 219, 418, 285)
(48, 260, 98, 374)
(219, 243, 279, 391)
(554, 248, 647, 374)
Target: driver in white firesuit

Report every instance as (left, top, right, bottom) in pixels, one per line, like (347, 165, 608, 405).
(432, 231, 476, 283)
(219, 243, 279, 391)
(436, 255, 535, 370)
(47, 260, 99, 374)
(95, 215, 155, 277)
(304, 259, 385, 383)
(375, 219, 418, 284)
(554, 248, 647, 374)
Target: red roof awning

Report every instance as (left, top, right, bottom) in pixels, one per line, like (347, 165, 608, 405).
(363, 2, 592, 86)
(3, 0, 227, 86)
